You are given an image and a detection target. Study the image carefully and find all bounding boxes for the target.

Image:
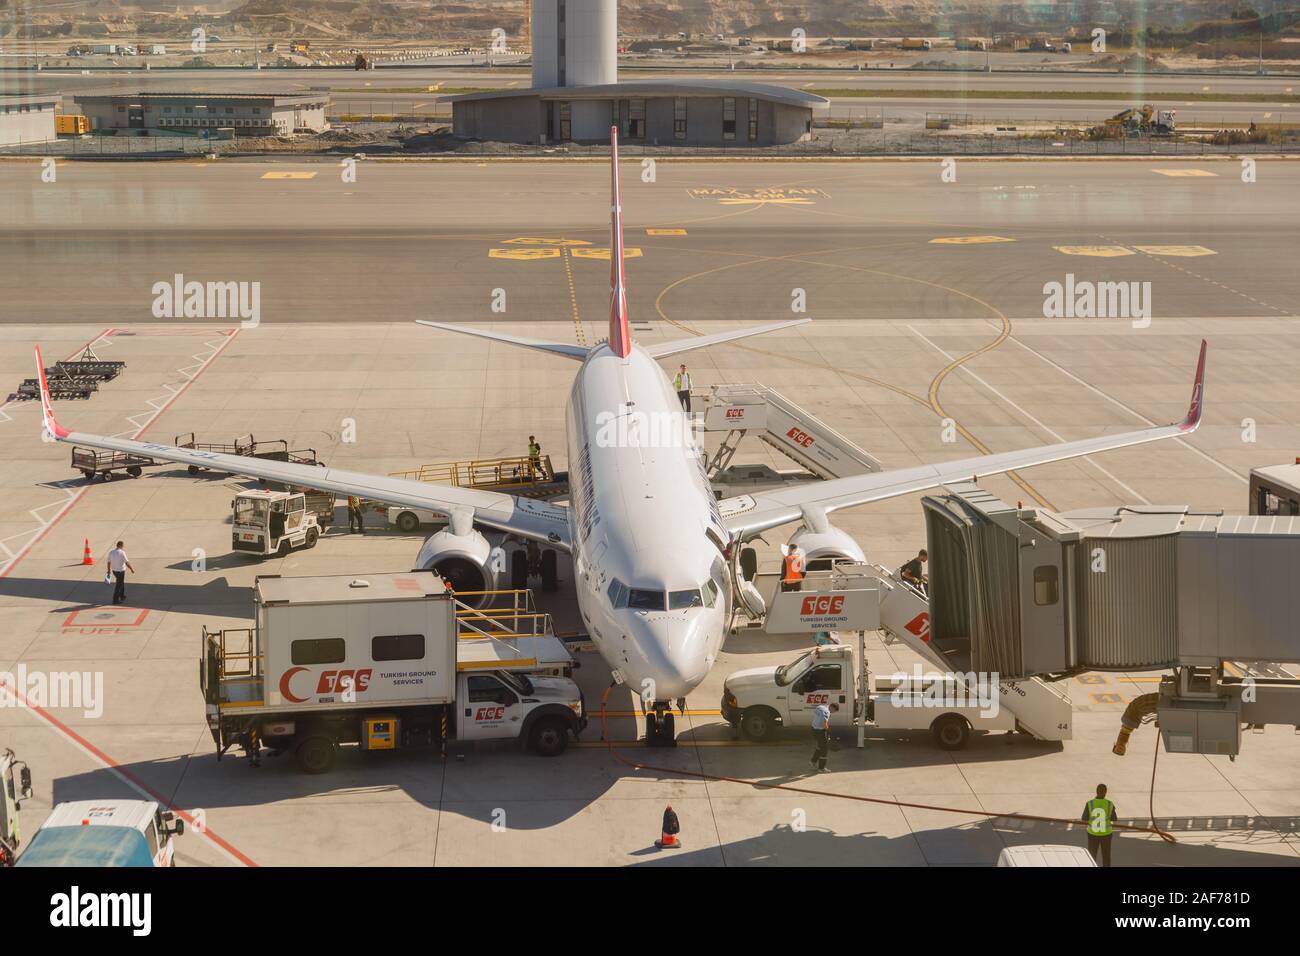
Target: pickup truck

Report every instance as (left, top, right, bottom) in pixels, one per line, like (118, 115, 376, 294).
(721, 643, 1016, 749)
(15, 800, 184, 867)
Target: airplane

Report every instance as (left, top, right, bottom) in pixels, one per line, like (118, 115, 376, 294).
(33, 127, 1208, 746)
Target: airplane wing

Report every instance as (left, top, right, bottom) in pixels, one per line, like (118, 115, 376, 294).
(642, 318, 812, 359)
(32, 347, 571, 549)
(722, 339, 1208, 541)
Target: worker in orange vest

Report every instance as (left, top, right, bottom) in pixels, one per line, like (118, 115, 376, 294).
(780, 545, 805, 593)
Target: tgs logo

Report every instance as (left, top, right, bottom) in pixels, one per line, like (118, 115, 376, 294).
(801, 594, 845, 616)
(786, 426, 815, 448)
(475, 706, 506, 721)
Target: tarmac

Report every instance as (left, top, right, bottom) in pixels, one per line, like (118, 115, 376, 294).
(1, 156, 1298, 866)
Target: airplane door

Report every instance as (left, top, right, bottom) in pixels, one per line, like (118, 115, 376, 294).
(461, 675, 525, 741)
(788, 663, 845, 721)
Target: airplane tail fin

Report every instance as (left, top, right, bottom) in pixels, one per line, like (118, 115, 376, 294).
(608, 126, 632, 358)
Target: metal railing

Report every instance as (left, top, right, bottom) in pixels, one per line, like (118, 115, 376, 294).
(389, 454, 554, 489)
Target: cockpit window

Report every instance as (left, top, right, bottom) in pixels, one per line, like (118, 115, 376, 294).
(627, 588, 665, 611)
(607, 578, 628, 609)
(702, 578, 719, 607)
(669, 588, 703, 610)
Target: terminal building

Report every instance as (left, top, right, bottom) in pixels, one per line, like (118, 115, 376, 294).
(73, 92, 330, 135)
(450, 0, 826, 146)
(0, 94, 60, 147)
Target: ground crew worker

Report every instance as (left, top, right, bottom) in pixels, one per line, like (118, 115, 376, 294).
(655, 804, 681, 849)
(900, 548, 928, 595)
(1082, 783, 1118, 866)
(780, 545, 805, 593)
(348, 495, 366, 535)
(527, 436, 541, 479)
(105, 540, 134, 606)
(674, 364, 692, 412)
(810, 701, 838, 772)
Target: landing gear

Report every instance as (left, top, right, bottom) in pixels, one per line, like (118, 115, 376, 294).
(644, 702, 677, 748)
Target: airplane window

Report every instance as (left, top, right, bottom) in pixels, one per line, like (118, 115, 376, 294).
(627, 588, 665, 611)
(702, 579, 718, 607)
(607, 578, 628, 608)
(669, 588, 703, 609)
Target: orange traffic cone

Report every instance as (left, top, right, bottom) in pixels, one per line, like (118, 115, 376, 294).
(81, 539, 94, 566)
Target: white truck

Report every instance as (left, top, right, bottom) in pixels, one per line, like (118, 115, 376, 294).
(1, 749, 33, 866)
(14, 800, 184, 867)
(721, 644, 1016, 749)
(232, 489, 321, 558)
(201, 572, 586, 773)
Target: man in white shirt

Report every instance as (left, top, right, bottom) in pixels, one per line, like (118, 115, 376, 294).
(106, 540, 134, 606)
(810, 701, 839, 772)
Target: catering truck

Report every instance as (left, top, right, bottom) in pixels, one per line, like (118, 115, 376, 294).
(14, 800, 183, 867)
(201, 572, 586, 773)
(721, 643, 1016, 749)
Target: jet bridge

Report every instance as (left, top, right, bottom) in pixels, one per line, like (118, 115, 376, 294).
(701, 383, 883, 482)
(921, 482, 1300, 756)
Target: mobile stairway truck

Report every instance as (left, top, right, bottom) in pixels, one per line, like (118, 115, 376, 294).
(201, 572, 587, 773)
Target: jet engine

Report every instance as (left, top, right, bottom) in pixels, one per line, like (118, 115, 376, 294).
(413, 510, 502, 606)
(787, 518, 866, 572)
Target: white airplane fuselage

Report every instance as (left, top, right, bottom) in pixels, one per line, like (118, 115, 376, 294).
(564, 344, 732, 702)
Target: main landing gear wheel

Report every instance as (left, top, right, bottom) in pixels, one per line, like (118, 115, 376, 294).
(540, 549, 558, 592)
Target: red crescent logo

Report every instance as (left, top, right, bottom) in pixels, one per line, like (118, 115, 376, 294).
(279, 666, 309, 704)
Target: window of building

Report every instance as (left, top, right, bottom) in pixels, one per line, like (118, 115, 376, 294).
(290, 638, 345, 666)
(184, 106, 192, 114)
(225, 107, 234, 114)
(558, 101, 571, 140)
(748, 98, 758, 141)
(1033, 566, 1059, 606)
(372, 634, 425, 662)
(722, 97, 736, 140)
(673, 97, 687, 140)
(252, 107, 261, 115)
(619, 99, 645, 140)
(117, 105, 125, 113)
(163, 106, 172, 114)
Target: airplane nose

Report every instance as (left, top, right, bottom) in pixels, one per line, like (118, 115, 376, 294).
(631, 616, 711, 701)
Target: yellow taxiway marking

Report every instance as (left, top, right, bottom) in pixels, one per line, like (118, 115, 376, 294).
(1052, 245, 1135, 257)
(488, 247, 561, 260)
(719, 197, 816, 205)
(570, 247, 642, 260)
(1133, 245, 1216, 257)
(646, 228, 688, 236)
(1152, 169, 1218, 177)
(689, 186, 827, 205)
(929, 235, 1016, 245)
(574, 739, 800, 748)
(261, 171, 318, 180)
(1089, 693, 1124, 704)
(502, 237, 591, 246)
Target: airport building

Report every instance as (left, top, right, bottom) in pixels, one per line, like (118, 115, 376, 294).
(73, 92, 330, 135)
(450, 0, 826, 145)
(0, 94, 60, 147)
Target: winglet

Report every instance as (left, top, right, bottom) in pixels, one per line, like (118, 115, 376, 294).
(607, 126, 632, 359)
(1179, 339, 1208, 432)
(34, 346, 70, 441)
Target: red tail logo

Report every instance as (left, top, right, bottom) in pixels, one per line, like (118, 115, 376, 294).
(608, 126, 632, 358)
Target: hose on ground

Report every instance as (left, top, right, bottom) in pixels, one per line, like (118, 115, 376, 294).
(598, 686, 1177, 845)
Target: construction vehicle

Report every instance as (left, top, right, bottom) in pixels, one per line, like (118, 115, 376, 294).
(1, 749, 33, 866)
(201, 572, 586, 773)
(232, 489, 321, 557)
(899, 38, 932, 50)
(1101, 105, 1177, 136)
(722, 643, 1016, 748)
(14, 800, 183, 867)
(289, 40, 310, 54)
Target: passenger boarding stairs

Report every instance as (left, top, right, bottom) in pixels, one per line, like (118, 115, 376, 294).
(871, 564, 1073, 742)
(701, 384, 883, 481)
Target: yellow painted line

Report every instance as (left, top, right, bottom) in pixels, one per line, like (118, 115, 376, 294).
(929, 235, 1015, 245)
(718, 197, 815, 205)
(1052, 245, 1134, 257)
(646, 228, 687, 236)
(1133, 245, 1216, 257)
(570, 247, 642, 260)
(1152, 169, 1218, 177)
(503, 237, 590, 246)
(488, 247, 561, 260)
(457, 658, 537, 671)
(1117, 677, 1162, 684)
(563, 249, 586, 347)
(1089, 692, 1124, 704)
(260, 171, 318, 180)
(574, 739, 800, 748)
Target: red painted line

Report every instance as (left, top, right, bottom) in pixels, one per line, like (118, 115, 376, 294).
(11, 684, 257, 867)
(134, 327, 240, 439)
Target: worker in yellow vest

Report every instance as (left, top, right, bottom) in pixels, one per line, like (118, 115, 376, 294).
(780, 545, 805, 593)
(674, 364, 692, 412)
(1082, 783, 1117, 866)
(527, 436, 541, 479)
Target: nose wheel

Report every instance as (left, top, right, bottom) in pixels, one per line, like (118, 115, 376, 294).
(644, 702, 677, 748)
